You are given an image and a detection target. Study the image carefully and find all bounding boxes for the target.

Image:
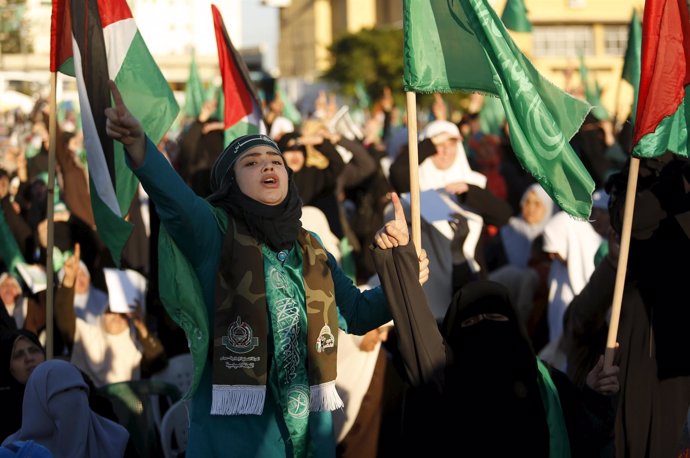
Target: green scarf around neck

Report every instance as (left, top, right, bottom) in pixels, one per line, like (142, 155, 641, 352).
(210, 218, 341, 416)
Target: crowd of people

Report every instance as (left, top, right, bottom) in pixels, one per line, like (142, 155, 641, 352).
(0, 77, 689, 458)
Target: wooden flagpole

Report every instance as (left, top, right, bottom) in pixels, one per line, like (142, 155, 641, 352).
(604, 156, 640, 368)
(405, 91, 421, 255)
(45, 72, 58, 360)
(612, 77, 623, 130)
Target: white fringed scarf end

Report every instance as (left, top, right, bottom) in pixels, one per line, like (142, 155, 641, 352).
(211, 385, 266, 415)
(309, 380, 343, 412)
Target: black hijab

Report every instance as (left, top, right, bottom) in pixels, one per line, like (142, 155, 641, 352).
(0, 330, 44, 441)
(606, 153, 690, 378)
(206, 134, 302, 251)
(441, 281, 550, 457)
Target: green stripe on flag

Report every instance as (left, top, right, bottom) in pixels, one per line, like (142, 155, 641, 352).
(59, 57, 76, 77)
(225, 120, 260, 146)
(108, 29, 178, 253)
(114, 32, 178, 145)
(90, 174, 133, 266)
(633, 90, 690, 158)
(111, 142, 139, 216)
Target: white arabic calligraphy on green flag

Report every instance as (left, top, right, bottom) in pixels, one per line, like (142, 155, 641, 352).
(403, 0, 595, 219)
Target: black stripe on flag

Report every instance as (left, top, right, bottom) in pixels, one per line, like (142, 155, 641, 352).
(70, 0, 116, 189)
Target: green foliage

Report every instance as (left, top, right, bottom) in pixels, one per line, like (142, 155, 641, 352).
(322, 26, 472, 114)
(322, 27, 404, 107)
(0, 1, 30, 53)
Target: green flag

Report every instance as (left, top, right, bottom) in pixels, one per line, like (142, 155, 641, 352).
(621, 9, 642, 124)
(205, 83, 225, 122)
(277, 83, 302, 125)
(501, 0, 532, 33)
(184, 50, 206, 119)
(579, 54, 609, 121)
(403, 0, 594, 219)
(479, 95, 506, 136)
(0, 211, 24, 276)
(354, 80, 372, 110)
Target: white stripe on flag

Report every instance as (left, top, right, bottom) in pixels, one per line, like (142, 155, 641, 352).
(103, 18, 137, 79)
(71, 35, 121, 217)
(243, 105, 266, 134)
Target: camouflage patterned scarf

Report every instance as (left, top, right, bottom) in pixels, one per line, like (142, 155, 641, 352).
(210, 218, 341, 416)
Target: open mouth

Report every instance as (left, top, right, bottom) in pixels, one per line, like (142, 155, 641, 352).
(262, 174, 279, 186)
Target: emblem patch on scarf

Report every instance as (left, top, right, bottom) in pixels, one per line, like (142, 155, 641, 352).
(316, 325, 335, 353)
(223, 316, 259, 356)
(287, 385, 310, 419)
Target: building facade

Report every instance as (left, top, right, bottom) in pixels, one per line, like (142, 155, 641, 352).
(276, 0, 643, 118)
(503, 0, 645, 121)
(277, 0, 402, 81)
(1, 0, 242, 85)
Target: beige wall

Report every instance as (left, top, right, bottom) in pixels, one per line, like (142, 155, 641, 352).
(278, 0, 400, 80)
(376, 0, 402, 27)
(500, 0, 640, 23)
(345, 0, 377, 32)
(314, 0, 334, 77)
(278, 0, 333, 81)
(494, 0, 644, 121)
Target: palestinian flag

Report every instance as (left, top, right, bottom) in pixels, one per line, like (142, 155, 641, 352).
(632, 0, 690, 158)
(211, 4, 266, 146)
(50, 0, 179, 265)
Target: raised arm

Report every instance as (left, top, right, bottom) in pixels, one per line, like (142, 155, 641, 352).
(104, 80, 146, 165)
(55, 243, 80, 347)
(104, 80, 220, 267)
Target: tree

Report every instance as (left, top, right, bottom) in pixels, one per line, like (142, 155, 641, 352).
(322, 27, 404, 107)
(0, 0, 30, 54)
(322, 26, 470, 115)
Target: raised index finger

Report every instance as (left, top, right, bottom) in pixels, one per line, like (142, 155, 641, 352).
(74, 242, 81, 262)
(391, 192, 406, 224)
(107, 80, 125, 114)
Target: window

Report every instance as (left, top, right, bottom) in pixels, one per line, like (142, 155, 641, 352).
(533, 25, 595, 58)
(604, 25, 629, 56)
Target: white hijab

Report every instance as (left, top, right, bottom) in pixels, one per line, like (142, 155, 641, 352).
(500, 183, 555, 267)
(542, 211, 603, 343)
(300, 206, 341, 262)
(417, 120, 487, 191)
(3, 360, 129, 458)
